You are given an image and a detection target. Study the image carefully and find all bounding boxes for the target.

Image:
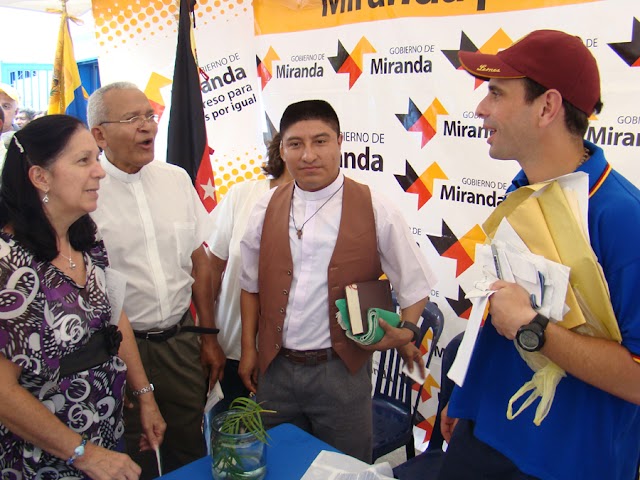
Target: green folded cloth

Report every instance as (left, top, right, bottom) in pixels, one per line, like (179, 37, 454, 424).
(335, 298, 401, 345)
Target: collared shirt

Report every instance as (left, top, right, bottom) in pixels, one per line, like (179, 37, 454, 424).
(240, 172, 437, 351)
(92, 156, 213, 331)
(449, 140, 640, 480)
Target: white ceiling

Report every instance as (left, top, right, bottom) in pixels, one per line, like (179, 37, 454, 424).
(0, 1, 97, 63)
(0, 0, 92, 16)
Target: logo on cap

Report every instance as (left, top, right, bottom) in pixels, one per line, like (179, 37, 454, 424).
(477, 65, 501, 73)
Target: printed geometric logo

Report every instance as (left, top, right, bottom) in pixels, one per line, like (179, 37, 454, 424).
(446, 286, 473, 320)
(394, 161, 448, 210)
(396, 98, 448, 148)
(608, 18, 640, 67)
(256, 46, 281, 90)
(427, 221, 486, 277)
(442, 29, 514, 89)
(144, 72, 172, 120)
(328, 37, 376, 89)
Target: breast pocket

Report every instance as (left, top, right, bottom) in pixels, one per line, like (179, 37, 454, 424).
(174, 222, 196, 268)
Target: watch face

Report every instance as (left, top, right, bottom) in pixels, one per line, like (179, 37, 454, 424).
(517, 329, 540, 352)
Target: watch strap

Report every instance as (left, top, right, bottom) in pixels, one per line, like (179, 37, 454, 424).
(399, 321, 421, 344)
(532, 313, 549, 330)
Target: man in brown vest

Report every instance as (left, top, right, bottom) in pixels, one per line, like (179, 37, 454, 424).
(238, 100, 437, 462)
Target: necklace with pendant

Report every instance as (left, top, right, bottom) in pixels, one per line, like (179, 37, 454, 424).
(59, 245, 77, 270)
(291, 183, 344, 239)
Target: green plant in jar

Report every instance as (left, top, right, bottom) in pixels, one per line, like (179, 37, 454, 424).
(210, 397, 275, 480)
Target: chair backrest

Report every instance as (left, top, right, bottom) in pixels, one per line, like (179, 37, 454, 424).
(427, 332, 463, 451)
(373, 296, 445, 414)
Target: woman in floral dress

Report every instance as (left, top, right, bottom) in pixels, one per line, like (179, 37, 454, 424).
(0, 115, 166, 480)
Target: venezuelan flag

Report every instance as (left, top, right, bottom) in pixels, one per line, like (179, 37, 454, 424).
(48, 11, 88, 124)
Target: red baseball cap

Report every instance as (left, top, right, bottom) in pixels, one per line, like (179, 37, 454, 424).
(458, 30, 600, 115)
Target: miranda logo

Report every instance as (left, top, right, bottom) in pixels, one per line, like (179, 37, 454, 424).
(608, 17, 640, 67)
(328, 37, 376, 89)
(427, 220, 486, 278)
(442, 29, 514, 89)
(256, 47, 280, 90)
(394, 161, 447, 210)
(396, 98, 448, 148)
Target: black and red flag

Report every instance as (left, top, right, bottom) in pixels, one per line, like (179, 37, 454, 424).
(167, 0, 217, 212)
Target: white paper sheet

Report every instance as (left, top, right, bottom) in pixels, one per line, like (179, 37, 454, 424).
(301, 451, 394, 480)
(447, 293, 490, 387)
(402, 362, 430, 385)
(204, 381, 224, 413)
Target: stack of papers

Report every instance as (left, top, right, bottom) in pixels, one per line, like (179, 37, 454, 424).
(448, 222, 571, 388)
(301, 451, 394, 480)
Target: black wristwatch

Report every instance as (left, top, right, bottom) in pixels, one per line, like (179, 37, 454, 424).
(399, 321, 421, 344)
(515, 314, 549, 352)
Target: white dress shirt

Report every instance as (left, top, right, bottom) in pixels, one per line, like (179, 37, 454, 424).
(208, 179, 271, 360)
(240, 172, 437, 351)
(92, 156, 213, 331)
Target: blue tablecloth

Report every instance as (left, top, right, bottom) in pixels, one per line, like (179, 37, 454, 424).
(158, 423, 339, 479)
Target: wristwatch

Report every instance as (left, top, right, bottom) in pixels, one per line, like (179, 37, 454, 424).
(399, 321, 421, 344)
(515, 314, 549, 352)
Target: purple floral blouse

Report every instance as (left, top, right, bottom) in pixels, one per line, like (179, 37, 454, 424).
(0, 232, 127, 479)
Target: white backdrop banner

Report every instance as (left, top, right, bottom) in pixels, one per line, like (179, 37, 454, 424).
(95, 0, 640, 449)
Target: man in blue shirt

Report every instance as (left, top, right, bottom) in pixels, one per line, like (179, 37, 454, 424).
(439, 30, 640, 480)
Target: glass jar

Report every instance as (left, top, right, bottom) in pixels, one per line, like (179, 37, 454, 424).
(209, 410, 267, 480)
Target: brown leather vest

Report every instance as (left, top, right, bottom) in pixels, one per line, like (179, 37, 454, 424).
(257, 176, 382, 374)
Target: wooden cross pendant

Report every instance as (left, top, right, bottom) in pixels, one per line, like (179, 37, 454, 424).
(296, 229, 303, 239)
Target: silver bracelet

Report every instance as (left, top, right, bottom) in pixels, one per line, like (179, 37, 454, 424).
(131, 383, 155, 397)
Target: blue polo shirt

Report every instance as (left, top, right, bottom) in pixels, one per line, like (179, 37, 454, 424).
(449, 141, 640, 480)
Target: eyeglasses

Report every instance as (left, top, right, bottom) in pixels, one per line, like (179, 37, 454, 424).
(100, 114, 159, 127)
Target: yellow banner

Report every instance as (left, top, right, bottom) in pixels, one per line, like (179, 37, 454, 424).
(254, 0, 599, 35)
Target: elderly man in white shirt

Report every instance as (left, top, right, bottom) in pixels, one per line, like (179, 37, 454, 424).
(239, 99, 437, 462)
(88, 82, 224, 479)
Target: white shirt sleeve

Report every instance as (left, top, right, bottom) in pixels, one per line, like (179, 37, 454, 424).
(373, 190, 438, 308)
(239, 188, 276, 293)
(208, 185, 237, 261)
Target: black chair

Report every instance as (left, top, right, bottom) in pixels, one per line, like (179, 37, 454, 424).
(371, 299, 444, 462)
(392, 332, 463, 480)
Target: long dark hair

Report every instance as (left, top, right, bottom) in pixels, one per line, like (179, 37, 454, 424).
(262, 132, 285, 178)
(0, 114, 98, 261)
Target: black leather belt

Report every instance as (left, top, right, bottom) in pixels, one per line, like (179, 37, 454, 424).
(134, 324, 219, 342)
(280, 347, 335, 366)
(59, 325, 123, 377)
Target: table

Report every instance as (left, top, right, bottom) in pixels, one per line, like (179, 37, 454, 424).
(158, 423, 339, 479)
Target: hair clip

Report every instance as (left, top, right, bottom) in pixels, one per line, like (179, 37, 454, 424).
(13, 135, 24, 154)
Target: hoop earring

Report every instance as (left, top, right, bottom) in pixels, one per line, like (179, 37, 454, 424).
(42, 193, 49, 204)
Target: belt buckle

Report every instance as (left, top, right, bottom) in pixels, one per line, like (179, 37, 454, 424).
(142, 328, 173, 342)
(144, 330, 164, 340)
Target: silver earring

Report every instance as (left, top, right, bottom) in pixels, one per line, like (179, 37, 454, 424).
(42, 193, 49, 204)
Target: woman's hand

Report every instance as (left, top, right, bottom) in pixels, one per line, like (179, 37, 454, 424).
(75, 443, 141, 480)
(138, 395, 166, 452)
